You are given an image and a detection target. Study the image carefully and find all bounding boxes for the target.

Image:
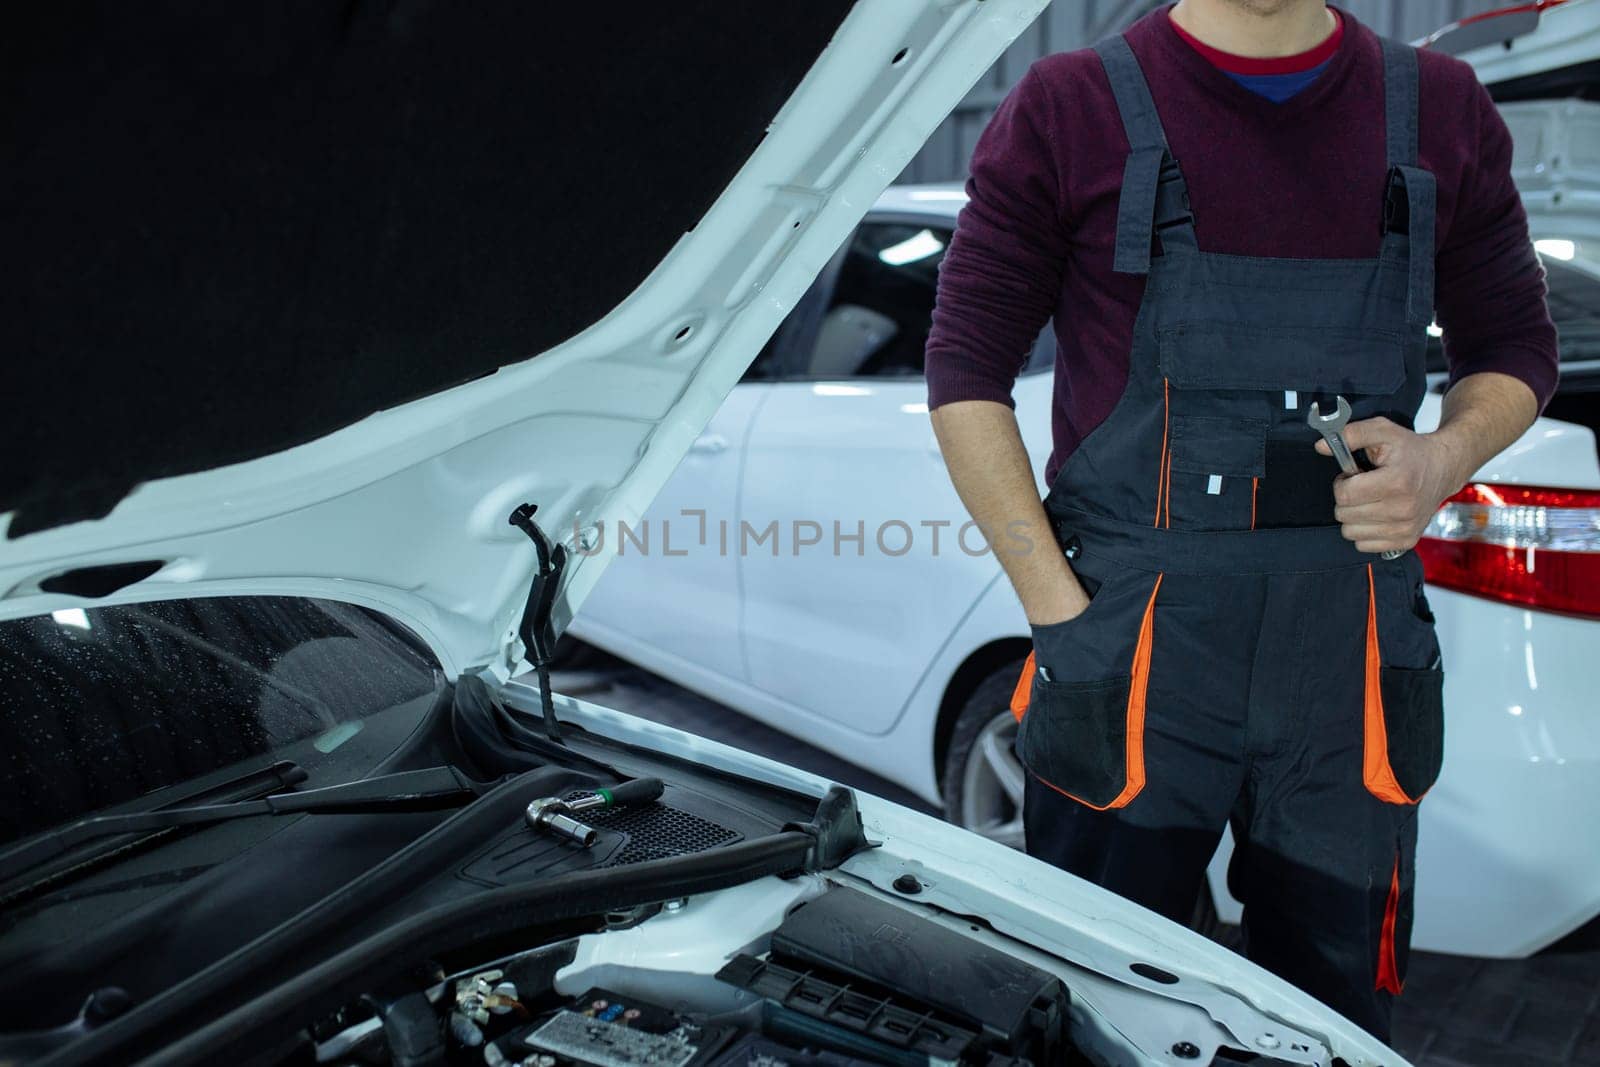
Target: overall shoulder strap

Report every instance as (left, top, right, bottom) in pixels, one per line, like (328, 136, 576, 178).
(1095, 34, 1168, 150)
(1381, 37, 1419, 166)
(1380, 37, 1436, 324)
(1095, 35, 1192, 275)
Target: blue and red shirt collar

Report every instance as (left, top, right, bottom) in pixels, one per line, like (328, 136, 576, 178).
(1168, 7, 1344, 101)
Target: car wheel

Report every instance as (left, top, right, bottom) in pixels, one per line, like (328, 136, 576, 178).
(1190, 883, 1243, 950)
(547, 635, 610, 671)
(942, 662, 1028, 851)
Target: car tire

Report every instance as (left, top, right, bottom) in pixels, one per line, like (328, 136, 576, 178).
(1190, 884, 1243, 950)
(547, 635, 610, 671)
(942, 661, 1029, 852)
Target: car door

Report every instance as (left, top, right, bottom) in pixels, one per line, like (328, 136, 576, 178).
(570, 331, 794, 682)
(737, 216, 1008, 734)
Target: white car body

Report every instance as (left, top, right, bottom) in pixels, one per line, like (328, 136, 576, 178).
(573, 54, 1600, 959)
(0, 0, 1407, 1064)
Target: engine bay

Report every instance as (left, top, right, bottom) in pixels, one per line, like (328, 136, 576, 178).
(308, 884, 1076, 1067)
(0, 663, 1347, 1067)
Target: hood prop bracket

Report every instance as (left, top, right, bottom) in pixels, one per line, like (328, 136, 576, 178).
(508, 502, 567, 743)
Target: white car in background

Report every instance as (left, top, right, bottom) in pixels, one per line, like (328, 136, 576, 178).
(573, 4, 1600, 959)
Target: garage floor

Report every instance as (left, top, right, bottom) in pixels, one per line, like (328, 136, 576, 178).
(551, 647, 1600, 1066)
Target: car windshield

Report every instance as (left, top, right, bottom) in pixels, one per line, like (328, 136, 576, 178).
(0, 596, 445, 848)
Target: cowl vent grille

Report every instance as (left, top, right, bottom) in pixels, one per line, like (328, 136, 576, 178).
(562, 794, 740, 867)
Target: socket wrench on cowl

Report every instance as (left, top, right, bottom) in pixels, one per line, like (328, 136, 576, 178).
(524, 777, 664, 846)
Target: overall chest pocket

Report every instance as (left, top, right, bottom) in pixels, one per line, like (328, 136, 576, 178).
(1163, 414, 1267, 531)
(1157, 323, 1408, 396)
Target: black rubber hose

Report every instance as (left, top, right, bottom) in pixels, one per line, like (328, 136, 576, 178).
(131, 832, 814, 1067)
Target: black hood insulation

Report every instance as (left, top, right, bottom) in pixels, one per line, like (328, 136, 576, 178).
(2, 2, 854, 536)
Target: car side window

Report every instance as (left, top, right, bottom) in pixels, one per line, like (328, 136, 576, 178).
(740, 254, 838, 383)
(789, 222, 953, 379)
(740, 331, 786, 383)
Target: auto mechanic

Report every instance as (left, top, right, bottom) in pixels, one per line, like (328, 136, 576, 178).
(926, 0, 1557, 1040)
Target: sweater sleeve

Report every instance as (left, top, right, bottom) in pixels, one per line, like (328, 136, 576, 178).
(925, 66, 1069, 410)
(1434, 81, 1559, 413)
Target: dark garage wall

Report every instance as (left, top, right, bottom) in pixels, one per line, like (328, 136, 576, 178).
(901, 0, 1511, 183)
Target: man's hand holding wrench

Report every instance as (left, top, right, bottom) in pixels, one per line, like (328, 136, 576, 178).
(1308, 395, 1471, 559)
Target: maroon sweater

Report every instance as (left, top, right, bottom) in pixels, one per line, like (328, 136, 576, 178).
(925, 6, 1558, 485)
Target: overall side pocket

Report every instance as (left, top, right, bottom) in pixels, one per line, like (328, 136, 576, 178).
(1375, 666, 1444, 802)
(1363, 562, 1445, 804)
(1017, 573, 1162, 810)
(1017, 675, 1133, 810)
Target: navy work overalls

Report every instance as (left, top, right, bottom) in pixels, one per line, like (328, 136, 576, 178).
(1012, 35, 1445, 1040)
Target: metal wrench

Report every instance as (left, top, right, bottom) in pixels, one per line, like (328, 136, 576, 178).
(1306, 396, 1403, 560)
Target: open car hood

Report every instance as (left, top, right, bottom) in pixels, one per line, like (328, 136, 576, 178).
(0, 2, 1045, 676)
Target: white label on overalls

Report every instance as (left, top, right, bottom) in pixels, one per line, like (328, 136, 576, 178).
(1284, 390, 1298, 410)
(1207, 474, 1224, 495)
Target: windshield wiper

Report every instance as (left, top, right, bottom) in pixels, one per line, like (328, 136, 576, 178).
(0, 766, 487, 887)
(0, 760, 312, 907)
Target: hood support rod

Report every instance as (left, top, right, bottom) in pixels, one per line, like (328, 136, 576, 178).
(508, 502, 567, 743)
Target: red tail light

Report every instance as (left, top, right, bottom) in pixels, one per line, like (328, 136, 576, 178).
(1415, 484, 1600, 620)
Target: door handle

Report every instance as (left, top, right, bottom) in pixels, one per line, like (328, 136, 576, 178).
(690, 434, 728, 455)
